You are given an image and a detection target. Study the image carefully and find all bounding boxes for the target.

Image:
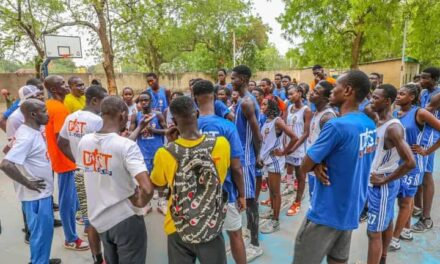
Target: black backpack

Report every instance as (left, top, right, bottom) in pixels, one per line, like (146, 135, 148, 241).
(165, 135, 228, 244)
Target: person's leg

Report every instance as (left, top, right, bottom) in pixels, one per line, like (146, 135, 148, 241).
(58, 171, 79, 243)
(168, 232, 197, 264)
(414, 185, 423, 210)
(99, 229, 118, 264)
(380, 221, 394, 263)
(255, 176, 262, 201)
(327, 230, 352, 264)
(393, 197, 412, 239)
(224, 203, 246, 264)
(246, 198, 259, 247)
(89, 226, 103, 263)
(22, 197, 54, 264)
(294, 166, 304, 202)
(113, 215, 147, 264)
(421, 171, 434, 219)
(196, 234, 227, 264)
(367, 231, 382, 264)
(268, 172, 281, 220)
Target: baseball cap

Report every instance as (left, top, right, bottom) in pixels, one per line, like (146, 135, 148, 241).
(18, 85, 41, 105)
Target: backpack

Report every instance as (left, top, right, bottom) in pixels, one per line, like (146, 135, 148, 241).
(165, 135, 228, 244)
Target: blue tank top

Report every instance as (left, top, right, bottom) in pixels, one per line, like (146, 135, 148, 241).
(234, 92, 260, 166)
(136, 112, 164, 160)
(419, 87, 440, 147)
(147, 87, 168, 113)
(395, 106, 423, 176)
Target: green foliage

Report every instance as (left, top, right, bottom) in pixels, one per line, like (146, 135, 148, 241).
(49, 58, 77, 73)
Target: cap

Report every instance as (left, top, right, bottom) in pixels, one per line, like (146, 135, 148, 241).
(18, 85, 40, 105)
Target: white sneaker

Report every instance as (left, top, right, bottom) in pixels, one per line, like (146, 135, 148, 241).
(400, 228, 413, 241)
(246, 244, 263, 262)
(157, 199, 167, 216)
(260, 220, 280, 234)
(282, 184, 294, 196)
(260, 209, 273, 219)
(388, 237, 401, 251)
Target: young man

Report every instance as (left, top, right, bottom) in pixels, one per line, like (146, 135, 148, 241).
(194, 80, 247, 264)
(57, 85, 108, 264)
(131, 91, 168, 215)
(294, 71, 377, 264)
(44, 75, 89, 250)
(411, 67, 440, 232)
(215, 68, 233, 91)
(232, 65, 263, 262)
(0, 99, 61, 264)
(309, 65, 336, 91)
(273, 73, 287, 100)
(77, 96, 154, 264)
(150, 96, 231, 264)
(367, 84, 415, 264)
(64, 76, 86, 113)
(369, 73, 382, 91)
(287, 80, 336, 216)
(145, 72, 170, 113)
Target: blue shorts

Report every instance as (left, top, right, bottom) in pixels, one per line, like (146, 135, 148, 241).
(425, 152, 435, 173)
(144, 159, 153, 172)
(285, 156, 303, 166)
(398, 174, 419, 198)
(243, 165, 256, 199)
(255, 167, 263, 177)
(264, 155, 285, 174)
(367, 179, 400, 232)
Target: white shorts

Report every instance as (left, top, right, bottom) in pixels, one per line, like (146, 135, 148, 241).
(286, 155, 303, 166)
(223, 203, 242, 231)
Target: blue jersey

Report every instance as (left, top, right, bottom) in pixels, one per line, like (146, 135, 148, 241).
(258, 112, 267, 128)
(136, 112, 164, 160)
(146, 87, 168, 113)
(273, 88, 287, 101)
(235, 92, 260, 166)
(214, 99, 231, 118)
(395, 106, 424, 178)
(3, 99, 20, 119)
(359, 98, 370, 112)
(419, 87, 440, 147)
(307, 112, 377, 230)
(198, 114, 244, 203)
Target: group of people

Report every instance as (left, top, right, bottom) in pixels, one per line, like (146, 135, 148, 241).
(0, 64, 439, 264)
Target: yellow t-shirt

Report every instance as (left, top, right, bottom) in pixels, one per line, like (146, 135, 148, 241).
(150, 135, 230, 235)
(64, 94, 86, 113)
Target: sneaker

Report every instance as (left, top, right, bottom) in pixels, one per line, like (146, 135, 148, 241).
(260, 209, 273, 219)
(287, 202, 301, 216)
(388, 237, 401, 251)
(157, 199, 167, 216)
(293, 179, 298, 191)
(246, 244, 263, 263)
(412, 206, 422, 217)
(282, 184, 294, 196)
(260, 220, 280, 234)
(54, 219, 62, 228)
(75, 217, 84, 226)
(260, 198, 271, 207)
(261, 180, 268, 192)
(400, 228, 413, 241)
(411, 217, 433, 233)
(359, 211, 368, 223)
(242, 228, 251, 239)
(53, 203, 59, 211)
(49, 258, 62, 264)
(64, 238, 89, 251)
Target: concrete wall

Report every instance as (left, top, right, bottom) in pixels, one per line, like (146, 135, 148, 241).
(0, 59, 420, 102)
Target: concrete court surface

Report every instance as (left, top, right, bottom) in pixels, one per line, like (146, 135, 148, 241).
(0, 132, 439, 264)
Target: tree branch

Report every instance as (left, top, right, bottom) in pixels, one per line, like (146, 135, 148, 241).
(43, 20, 98, 35)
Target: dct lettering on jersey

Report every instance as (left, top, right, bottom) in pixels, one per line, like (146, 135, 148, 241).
(82, 149, 113, 175)
(359, 128, 377, 157)
(68, 119, 87, 137)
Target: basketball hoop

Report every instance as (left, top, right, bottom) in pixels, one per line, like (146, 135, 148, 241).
(60, 54, 71, 59)
(43, 35, 82, 59)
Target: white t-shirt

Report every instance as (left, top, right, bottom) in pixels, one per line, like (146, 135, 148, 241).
(6, 109, 25, 141)
(4, 125, 53, 201)
(59, 110, 103, 162)
(77, 132, 147, 233)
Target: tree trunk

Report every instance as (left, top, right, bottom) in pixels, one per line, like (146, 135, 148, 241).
(34, 56, 43, 79)
(350, 32, 363, 70)
(95, 2, 117, 95)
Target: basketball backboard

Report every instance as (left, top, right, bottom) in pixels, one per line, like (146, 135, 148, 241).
(43, 35, 82, 58)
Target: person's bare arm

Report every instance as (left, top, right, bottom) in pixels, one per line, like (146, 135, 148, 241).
(230, 158, 246, 211)
(128, 114, 137, 132)
(148, 113, 167, 135)
(319, 112, 336, 129)
(274, 118, 298, 155)
(225, 112, 235, 122)
(0, 160, 46, 192)
(363, 104, 379, 124)
(128, 114, 154, 141)
(129, 171, 154, 208)
(425, 93, 440, 113)
(57, 136, 75, 163)
(412, 108, 440, 156)
(242, 99, 262, 159)
(0, 116, 6, 132)
(289, 108, 312, 153)
(370, 124, 415, 185)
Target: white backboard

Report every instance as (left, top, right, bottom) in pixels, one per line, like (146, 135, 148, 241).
(43, 35, 82, 58)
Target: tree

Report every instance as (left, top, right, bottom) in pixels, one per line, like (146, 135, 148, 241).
(278, 0, 403, 69)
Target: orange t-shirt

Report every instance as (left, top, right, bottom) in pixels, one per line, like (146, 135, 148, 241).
(46, 99, 76, 173)
(310, 77, 336, 90)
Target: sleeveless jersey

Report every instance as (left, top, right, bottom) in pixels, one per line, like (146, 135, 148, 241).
(286, 104, 308, 158)
(136, 112, 164, 160)
(419, 87, 440, 147)
(371, 119, 404, 175)
(260, 117, 284, 165)
(235, 92, 260, 166)
(126, 103, 138, 129)
(147, 87, 168, 113)
(307, 107, 336, 148)
(395, 106, 424, 182)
